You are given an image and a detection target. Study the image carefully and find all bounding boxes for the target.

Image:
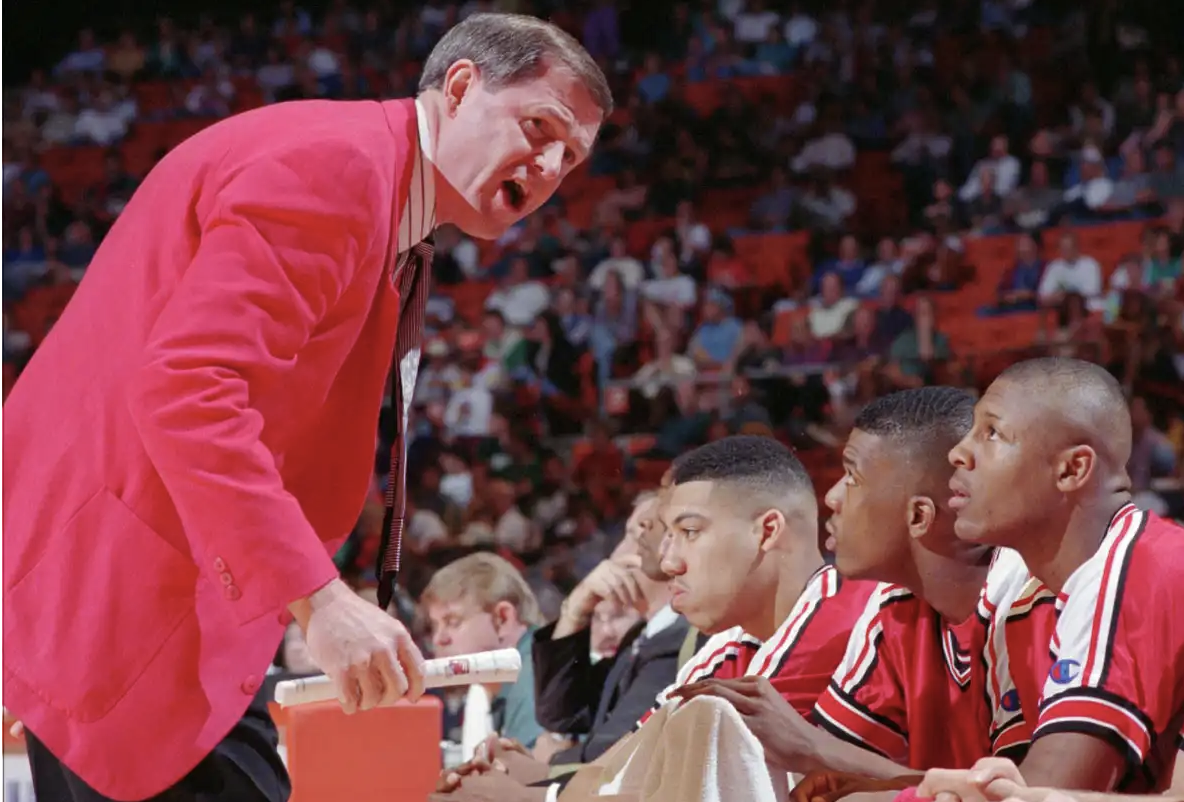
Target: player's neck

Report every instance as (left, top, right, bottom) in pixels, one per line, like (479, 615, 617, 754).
(1021, 491, 1132, 594)
(908, 551, 992, 623)
(745, 548, 824, 641)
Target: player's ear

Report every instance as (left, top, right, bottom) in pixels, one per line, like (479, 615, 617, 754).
(905, 495, 936, 540)
(441, 59, 477, 114)
(756, 508, 787, 553)
(1055, 444, 1096, 493)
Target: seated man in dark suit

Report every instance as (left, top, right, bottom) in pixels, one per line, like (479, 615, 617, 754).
(532, 491, 692, 769)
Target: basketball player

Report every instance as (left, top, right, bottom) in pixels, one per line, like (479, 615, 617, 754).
(679, 387, 1056, 778)
(434, 436, 875, 801)
(923, 357, 1184, 797)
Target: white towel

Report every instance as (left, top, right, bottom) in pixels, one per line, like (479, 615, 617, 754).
(595, 696, 789, 802)
(460, 684, 493, 762)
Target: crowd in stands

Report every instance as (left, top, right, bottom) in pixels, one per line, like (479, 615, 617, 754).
(4, 0, 1184, 746)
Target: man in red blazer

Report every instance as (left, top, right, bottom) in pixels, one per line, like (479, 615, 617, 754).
(3, 13, 609, 802)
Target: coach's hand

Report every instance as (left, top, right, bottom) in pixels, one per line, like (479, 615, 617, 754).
(293, 578, 426, 714)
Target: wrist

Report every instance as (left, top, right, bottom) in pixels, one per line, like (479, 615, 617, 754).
(288, 577, 347, 630)
(553, 597, 594, 637)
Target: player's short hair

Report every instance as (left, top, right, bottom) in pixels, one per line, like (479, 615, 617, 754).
(998, 356, 1125, 403)
(854, 386, 976, 462)
(421, 552, 542, 627)
(419, 13, 613, 118)
(997, 357, 1132, 460)
(671, 435, 815, 502)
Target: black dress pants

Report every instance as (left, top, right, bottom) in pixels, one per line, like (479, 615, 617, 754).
(25, 689, 289, 802)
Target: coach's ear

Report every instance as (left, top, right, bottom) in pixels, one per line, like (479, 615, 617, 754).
(442, 59, 477, 114)
(906, 495, 937, 541)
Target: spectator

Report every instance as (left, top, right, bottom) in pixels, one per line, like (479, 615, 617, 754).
(1037, 231, 1104, 308)
(687, 289, 744, 372)
(855, 238, 905, 298)
(422, 553, 545, 748)
(486, 257, 551, 328)
(995, 232, 1045, 311)
(885, 295, 951, 388)
(588, 236, 645, 290)
(1008, 160, 1063, 230)
(808, 270, 858, 342)
(633, 326, 696, 400)
(480, 310, 528, 389)
(74, 90, 129, 146)
(960, 134, 1022, 201)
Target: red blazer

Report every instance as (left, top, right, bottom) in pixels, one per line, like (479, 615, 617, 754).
(3, 98, 426, 800)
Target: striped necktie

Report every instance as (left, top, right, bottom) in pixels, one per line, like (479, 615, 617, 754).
(376, 237, 433, 610)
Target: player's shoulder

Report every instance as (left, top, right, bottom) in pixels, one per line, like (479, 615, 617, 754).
(809, 565, 880, 609)
(680, 626, 759, 678)
(1071, 505, 1184, 597)
(1132, 509, 1184, 562)
(981, 548, 1050, 615)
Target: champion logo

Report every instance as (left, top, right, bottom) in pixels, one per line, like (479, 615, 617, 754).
(1000, 689, 1021, 712)
(1048, 658, 1081, 685)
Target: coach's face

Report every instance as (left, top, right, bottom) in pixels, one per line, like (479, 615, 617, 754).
(436, 59, 603, 240)
(948, 379, 1057, 547)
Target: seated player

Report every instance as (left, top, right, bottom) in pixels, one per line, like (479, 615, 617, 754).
(928, 357, 1184, 796)
(678, 387, 1057, 778)
(434, 435, 875, 801)
(422, 552, 546, 750)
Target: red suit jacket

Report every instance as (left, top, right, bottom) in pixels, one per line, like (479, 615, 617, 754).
(3, 98, 428, 800)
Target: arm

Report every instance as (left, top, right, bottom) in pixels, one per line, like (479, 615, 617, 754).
(532, 620, 615, 737)
(1019, 537, 1184, 792)
(807, 590, 915, 778)
(570, 637, 685, 764)
(1017, 734, 1128, 791)
(127, 141, 384, 625)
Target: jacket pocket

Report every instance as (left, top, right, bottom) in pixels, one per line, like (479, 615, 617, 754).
(4, 489, 196, 722)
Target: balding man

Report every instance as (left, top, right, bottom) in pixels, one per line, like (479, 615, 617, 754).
(931, 357, 1184, 797)
(4, 13, 609, 802)
(532, 492, 690, 767)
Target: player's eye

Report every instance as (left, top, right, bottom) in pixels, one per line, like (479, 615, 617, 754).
(844, 469, 857, 486)
(681, 528, 699, 540)
(985, 426, 1000, 441)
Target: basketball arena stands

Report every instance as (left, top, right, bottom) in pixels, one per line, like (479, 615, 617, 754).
(3, 3, 1183, 793)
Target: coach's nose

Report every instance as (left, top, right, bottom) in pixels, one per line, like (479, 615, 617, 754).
(535, 142, 565, 183)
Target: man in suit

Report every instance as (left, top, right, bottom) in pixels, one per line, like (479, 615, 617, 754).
(2, 13, 609, 802)
(532, 492, 688, 769)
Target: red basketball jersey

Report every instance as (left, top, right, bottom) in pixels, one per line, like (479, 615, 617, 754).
(639, 566, 875, 727)
(813, 549, 1055, 770)
(1029, 504, 1184, 792)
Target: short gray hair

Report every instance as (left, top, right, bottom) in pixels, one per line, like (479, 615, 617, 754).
(419, 12, 613, 118)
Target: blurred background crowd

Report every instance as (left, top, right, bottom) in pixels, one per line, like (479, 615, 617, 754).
(4, 0, 1184, 748)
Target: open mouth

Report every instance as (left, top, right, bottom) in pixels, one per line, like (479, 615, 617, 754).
(500, 179, 527, 212)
